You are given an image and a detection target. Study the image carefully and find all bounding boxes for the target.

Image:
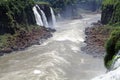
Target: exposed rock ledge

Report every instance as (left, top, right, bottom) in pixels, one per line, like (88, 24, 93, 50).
(0, 27, 55, 56)
(82, 21, 109, 58)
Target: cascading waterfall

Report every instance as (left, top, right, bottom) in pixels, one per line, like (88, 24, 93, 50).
(36, 5, 49, 28)
(33, 5, 56, 28)
(32, 6, 43, 26)
(50, 7, 56, 27)
(92, 51, 120, 80)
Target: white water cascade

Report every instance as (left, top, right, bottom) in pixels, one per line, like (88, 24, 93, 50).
(92, 51, 120, 80)
(32, 6, 43, 26)
(36, 5, 49, 28)
(50, 7, 56, 28)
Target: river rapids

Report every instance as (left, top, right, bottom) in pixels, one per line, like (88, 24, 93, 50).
(0, 14, 105, 80)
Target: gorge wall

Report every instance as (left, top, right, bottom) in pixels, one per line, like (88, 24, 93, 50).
(0, 0, 35, 34)
(101, 0, 120, 24)
(0, 0, 56, 54)
(0, 0, 55, 35)
(101, 0, 120, 69)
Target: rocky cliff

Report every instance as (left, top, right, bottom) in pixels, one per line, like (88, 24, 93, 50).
(101, 0, 120, 24)
(0, 0, 54, 54)
(101, 0, 120, 69)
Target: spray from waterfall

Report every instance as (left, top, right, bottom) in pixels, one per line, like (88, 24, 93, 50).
(92, 51, 120, 80)
(36, 5, 49, 28)
(50, 7, 56, 28)
(32, 6, 43, 26)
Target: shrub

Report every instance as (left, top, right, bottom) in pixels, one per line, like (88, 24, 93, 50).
(101, 0, 120, 24)
(105, 28, 120, 68)
(0, 0, 35, 34)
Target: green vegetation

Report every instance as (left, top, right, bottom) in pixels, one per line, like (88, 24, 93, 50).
(105, 28, 120, 68)
(0, 0, 40, 50)
(101, 0, 120, 24)
(0, 34, 12, 49)
(0, 0, 35, 34)
(35, 1, 49, 5)
(102, 0, 120, 69)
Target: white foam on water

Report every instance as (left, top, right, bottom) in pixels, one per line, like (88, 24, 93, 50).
(80, 59, 85, 64)
(33, 70, 41, 74)
(92, 67, 120, 80)
(52, 29, 85, 43)
(92, 53, 120, 80)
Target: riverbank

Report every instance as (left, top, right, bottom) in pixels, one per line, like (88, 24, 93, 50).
(82, 22, 110, 58)
(0, 27, 55, 56)
(0, 14, 106, 80)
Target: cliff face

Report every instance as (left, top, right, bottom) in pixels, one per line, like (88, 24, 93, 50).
(0, 0, 53, 35)
(0, 0, 36, 34)
(101, 0, 120, 69)
(101, 0, 120, 24)
(0, 1, 54, 53)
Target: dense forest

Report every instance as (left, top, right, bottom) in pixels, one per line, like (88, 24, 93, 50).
(0, 0, 35, 34)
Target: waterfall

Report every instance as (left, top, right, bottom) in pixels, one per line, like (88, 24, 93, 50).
(32, 6, 43, 26)
(33, 5, 56, 28)
(50, 7, 56, 28)
(36, 5, 49, 28)
(92, 51, 120, 80)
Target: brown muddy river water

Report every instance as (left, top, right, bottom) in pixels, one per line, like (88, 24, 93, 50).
(0, 14, 105, 80)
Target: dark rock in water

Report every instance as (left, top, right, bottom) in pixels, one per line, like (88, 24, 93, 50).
(92, 20, 103, 27)
(0, 27, 55, 55)
(46, 28, 56, 32)
(0, 48, 12, 56)
(72, 15, 83, 19)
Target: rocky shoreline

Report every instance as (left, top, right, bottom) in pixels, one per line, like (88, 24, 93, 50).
(0, 27, 55, 56)
(82, 22, 110, 58)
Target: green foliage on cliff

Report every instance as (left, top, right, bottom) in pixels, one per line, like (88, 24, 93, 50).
(105, 28, 120, 68)
(0, 0, 35, 34)
(35, 1, 49, 5)
(101, 0, 120, 24)
(102, 0, 120, 69)
(0, 34, 11, 49)
(102, 0, 114, 5)
(0, 0, 37, 50)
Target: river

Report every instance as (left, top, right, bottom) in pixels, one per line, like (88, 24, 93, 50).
(0, 14, 105, 80)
